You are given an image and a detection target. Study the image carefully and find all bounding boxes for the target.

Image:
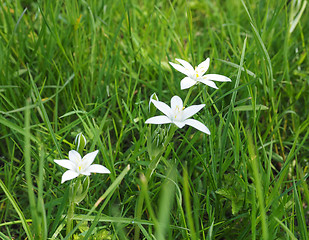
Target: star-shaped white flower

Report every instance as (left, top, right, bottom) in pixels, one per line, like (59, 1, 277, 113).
(145, 95, 210, 134)
(54, 150, 110, 183)
(169, 58, 231, 90)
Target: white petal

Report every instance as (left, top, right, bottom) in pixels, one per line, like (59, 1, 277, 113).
(198, 79, 218, 89)
(69, 150, 81, 163)
(87, 164, 111, 174)
(196, 58, 210, 76)
(61, 170, 79, 183)
(183, 119, 210, 134)
(54, 160, 76, 170)
(182, 104, 205, 120)
(145, 116, 172, 125)
(169, 62, 191, 76)
(204, 74, 231, 82)
(175, 58, 195, 72)
(180, 77, 197, 90)
(151, 100, 171, 117)
(81, 170, 91, 176)
(170, 96, 183, 111)
(173, 121, 186, 128)
(149, 93, 158, 111)
(82, 150, 99, 169)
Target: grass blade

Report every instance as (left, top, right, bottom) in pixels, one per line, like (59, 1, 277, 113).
(293, 180, 308, 240)
(0, 179, 33, 240)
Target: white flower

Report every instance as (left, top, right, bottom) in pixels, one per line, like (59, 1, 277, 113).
(54, 150, 110, 183)
(145, 95, 210, 134)
(169, 58, 231, 90)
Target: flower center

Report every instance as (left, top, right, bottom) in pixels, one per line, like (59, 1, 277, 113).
(173, 105, 183, 121)
(194, 67, 199, 78)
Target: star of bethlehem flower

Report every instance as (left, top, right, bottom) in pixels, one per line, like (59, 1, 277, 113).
(145, 95, 210, 134)
(169, 58, 231, 90)
(54, 150, 110, 183)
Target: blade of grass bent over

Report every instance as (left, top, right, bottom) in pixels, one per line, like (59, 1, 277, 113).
(28, 68, 63, 158)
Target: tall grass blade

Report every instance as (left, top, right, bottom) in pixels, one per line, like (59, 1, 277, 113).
(219, 36, 247, 182)
(293, 181, 308, 240)
(0, 179, 33, 240)
(247, 130, 269, 240)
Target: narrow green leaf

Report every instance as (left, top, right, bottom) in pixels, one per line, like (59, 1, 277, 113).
(293, 181, 308, 240)
(233, 105, 269, 111)
(0, 116, 38, 143)
(247, 130, 269, 240)
(219, 36, 247, 183)
(0, 179, 33, 240)
(206, 220, 214, 240)
(28, 69, 63, 158)
(274, 217, 298, 240)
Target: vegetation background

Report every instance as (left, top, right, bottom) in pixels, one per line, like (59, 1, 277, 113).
(0, 0, 308, 239)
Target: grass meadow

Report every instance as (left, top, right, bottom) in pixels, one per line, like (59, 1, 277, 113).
(0, 0, 309, 239)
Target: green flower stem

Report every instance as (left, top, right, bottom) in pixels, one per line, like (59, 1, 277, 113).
(66, 200, 75, 238)
(146, 125, 176, 179)
(135, 125, 176, 240)
(183, 87, 193, 107)
(65, 176, 90, 238)
(135, 87, 193, 239)
(66, 179, 78, 238)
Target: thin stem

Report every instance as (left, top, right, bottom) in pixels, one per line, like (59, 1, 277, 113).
(66, 181, 77, 239)
(66, 201, 75, 238)
(134, 125, 176, 240)
(183, 87, 193, 107)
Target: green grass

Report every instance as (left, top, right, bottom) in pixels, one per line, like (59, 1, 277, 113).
(0, 0, 309, 239)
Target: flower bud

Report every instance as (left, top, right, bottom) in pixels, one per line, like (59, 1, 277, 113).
(74, 133, 87, 154)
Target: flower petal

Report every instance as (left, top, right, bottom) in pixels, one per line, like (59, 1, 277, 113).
(180, 77, 197, 90)
(61, 170, 79, 183)
(81, 171, 91, 176)
(170, 96, 183, 111)
(198, 79, 218, 89)
(151, 99, 171, 117)
(54, 160, 76, 170)
(196, 58, 210, 76)
(145, 116, 172, 125)
(182, 104, 205, 120)
(173, 121, 185, 128)
(87, 164, 111, 174)
(149, 93, 158, 111)
(175, 58, 195, 73)
(82, 150, 99, 169)
(204, 74, 231, 82)
(69, 150, 82, 163)
(183, 119, 210, 134)
(169, 62, 191, 76)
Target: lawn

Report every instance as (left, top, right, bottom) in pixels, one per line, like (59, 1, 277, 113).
(0, 0, 308, 239)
